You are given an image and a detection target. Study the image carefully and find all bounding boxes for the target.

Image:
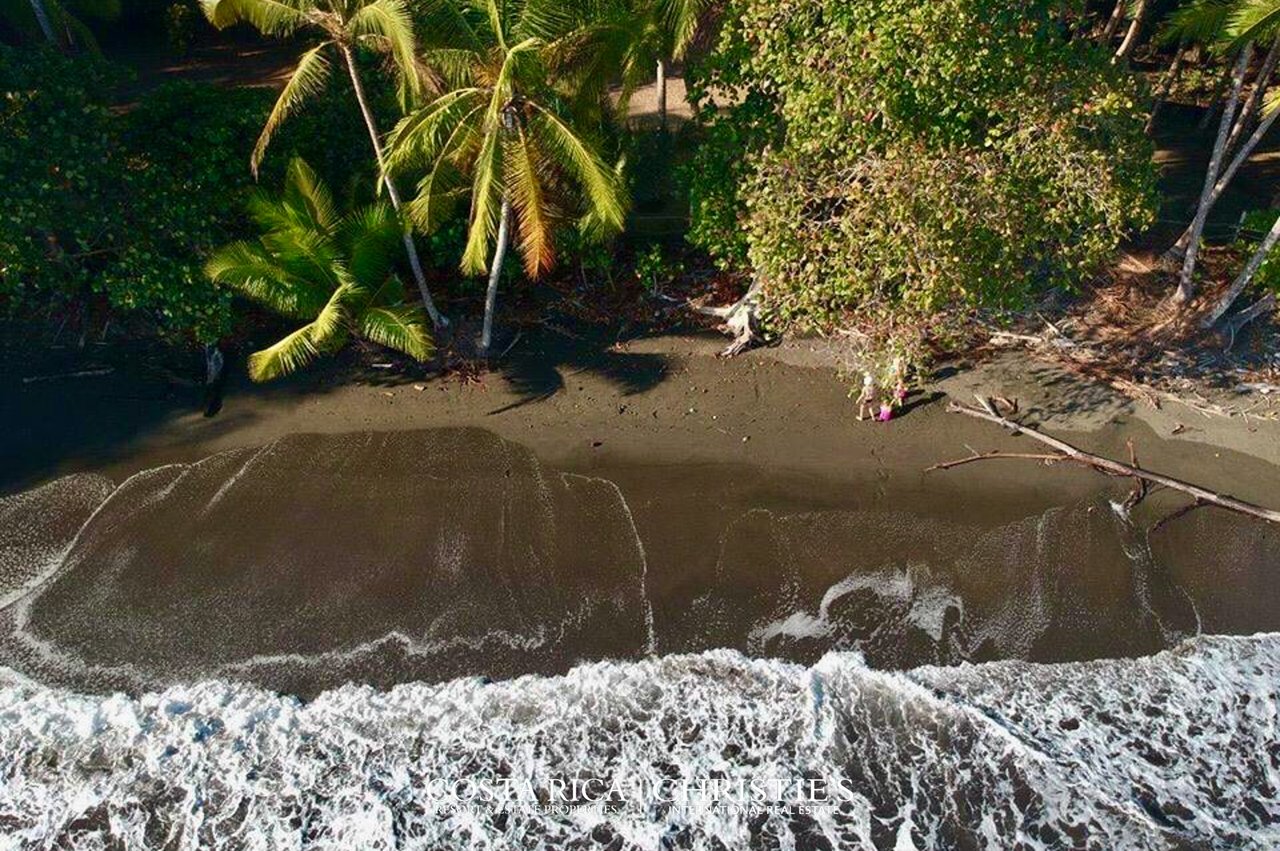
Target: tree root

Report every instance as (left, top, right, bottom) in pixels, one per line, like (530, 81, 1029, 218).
(691, 275, 765, 357)
(931, 397, 1280, 525)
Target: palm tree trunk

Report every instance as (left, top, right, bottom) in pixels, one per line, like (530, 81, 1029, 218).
(1147, 40, 1188, 133)
(28, 0, 57, 43)
(656, 59, 668, 130)
(1114, 0, 1149, 62)
(1202, 212, 1280, 327)
(1226, 38, 1280, 156)
(480, 197, 513, 356)
(1175, 44, 1253, 305)
(1101, 0, 1126, 43)
(340, 44, 447, 331)
(1167, 91, 1280, 261)
(1199, 61, 1235, 131)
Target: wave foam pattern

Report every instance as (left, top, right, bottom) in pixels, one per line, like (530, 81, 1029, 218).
(1, 635, 1276, 850)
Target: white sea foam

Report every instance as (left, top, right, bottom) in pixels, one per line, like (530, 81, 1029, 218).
(1, 635, 1276, 850)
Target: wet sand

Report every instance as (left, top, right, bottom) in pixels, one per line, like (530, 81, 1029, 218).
(2, 327, 1278, 697)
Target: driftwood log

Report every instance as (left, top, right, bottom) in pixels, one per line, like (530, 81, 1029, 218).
(930, 398, 1280, 525)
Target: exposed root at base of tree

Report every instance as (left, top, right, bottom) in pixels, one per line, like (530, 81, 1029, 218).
(931, 398, 1280, 525)
(691, 275, 765, 357)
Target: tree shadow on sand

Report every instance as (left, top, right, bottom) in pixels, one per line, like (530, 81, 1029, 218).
(485, 321, 673, 414)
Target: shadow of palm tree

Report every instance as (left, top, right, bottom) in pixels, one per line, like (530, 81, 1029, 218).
(491, 321, 672, 413)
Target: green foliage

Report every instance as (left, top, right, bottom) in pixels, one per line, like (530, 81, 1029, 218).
(388, 0, 629, 279)
(0, 44, 394, 343)
(165, 1, 199, 55)
(0, 47, 274, 341)
(206, 158, 433, 380)
(1238, 209, 1280, 293)
(634, 242, 682, 294)
(687, 0, 1158, 342)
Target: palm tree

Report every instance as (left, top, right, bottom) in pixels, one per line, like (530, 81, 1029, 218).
(0, 0, 120, 50)
(386, 0, 627, 355)
(200, 0, 448, 331)
(206, 158, 433, 381)
(1170, 0, 1280, 302)
(620, 0, 712, 129)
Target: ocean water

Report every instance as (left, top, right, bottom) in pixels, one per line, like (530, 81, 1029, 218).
(1, 429, 1276, 849)
(1, 636, 1277, 849)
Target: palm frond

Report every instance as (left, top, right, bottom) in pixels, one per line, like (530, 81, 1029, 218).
(385, 87, 485, 171)
(283, 156, 340, 233)
(417, 0, 483, 49)
(1228, 0, 1280, 47)
(348, 0, 421, 105)
(1160, 0, 1231, 45)
(342, 201, 404, 286)
(659, 0, 712, 58)
(205, 241, 331, 318)
(247, 322, 322, 381)
(530, 103, 626, 233)
(505, 125, 555, 277)
(461, 126, 505, 274)
(200, 0, 307, 35)
(252, 43, 332, 175)
(358, 303, 435, 360)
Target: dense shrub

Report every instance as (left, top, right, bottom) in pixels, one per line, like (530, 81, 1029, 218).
(686, 0, 1158, 340)
(0, 48, 271, 340)
(0, 46, 397, 343)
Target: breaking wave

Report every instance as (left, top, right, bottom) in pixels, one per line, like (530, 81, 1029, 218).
(2, 634, 1277, 850)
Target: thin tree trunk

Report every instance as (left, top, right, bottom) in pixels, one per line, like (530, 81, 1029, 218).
(1167, 101, 1280, 260)
(1114, 0, 1149, 62)
(1175, 44, 1253, 304)
(1147, 40, 1188, 133)
(1226, 38, 1280, 157)
(1199, 61, 1235, 131)
(27, 0, 57, 43)
(1101, 0, 1126, 43)
(1202, 212, 1280, 327)
(340, 45, 447, 331)
(480, 198, 512, 356)
(656, 59, 668, 130)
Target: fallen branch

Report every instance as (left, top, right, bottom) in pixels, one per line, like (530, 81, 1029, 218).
(22, 367, 114, 384)
(935, 398, 1280, 525)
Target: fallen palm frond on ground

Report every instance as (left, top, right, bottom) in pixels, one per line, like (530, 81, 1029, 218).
(930, 397, 1280, 525)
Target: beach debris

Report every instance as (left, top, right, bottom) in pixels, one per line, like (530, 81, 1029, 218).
(22, 367, 114, 384)
(690, 274, 764, 357)
(930, 397, 1280, 525)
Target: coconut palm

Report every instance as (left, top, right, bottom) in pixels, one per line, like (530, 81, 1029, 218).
(1168, 0, 1280, 303)
(386, 0, 628, 354)
(206, 158, 433, 381)
(200, 0, 448, 330)
(0, 0, 119, 50)
(615, 0, 713, 128)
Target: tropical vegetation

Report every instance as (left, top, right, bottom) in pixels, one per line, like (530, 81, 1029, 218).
(206, 158, 433, 380)
(2, 0, 1280, 388)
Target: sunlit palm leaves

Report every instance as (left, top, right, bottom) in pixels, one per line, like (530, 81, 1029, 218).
(206, 159, 433, 381)
(1226, 0, 1280, 45)
(200, 0, 420, 175)
(387, 0, 628, 280)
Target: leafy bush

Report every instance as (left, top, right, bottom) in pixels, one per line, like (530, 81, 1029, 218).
(0, 46, 396, 343)
(686, 0, 1158, 340)
(0, 48, 273, 341)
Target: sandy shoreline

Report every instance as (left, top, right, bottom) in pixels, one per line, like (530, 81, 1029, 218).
(4, 327, 1279, 516)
